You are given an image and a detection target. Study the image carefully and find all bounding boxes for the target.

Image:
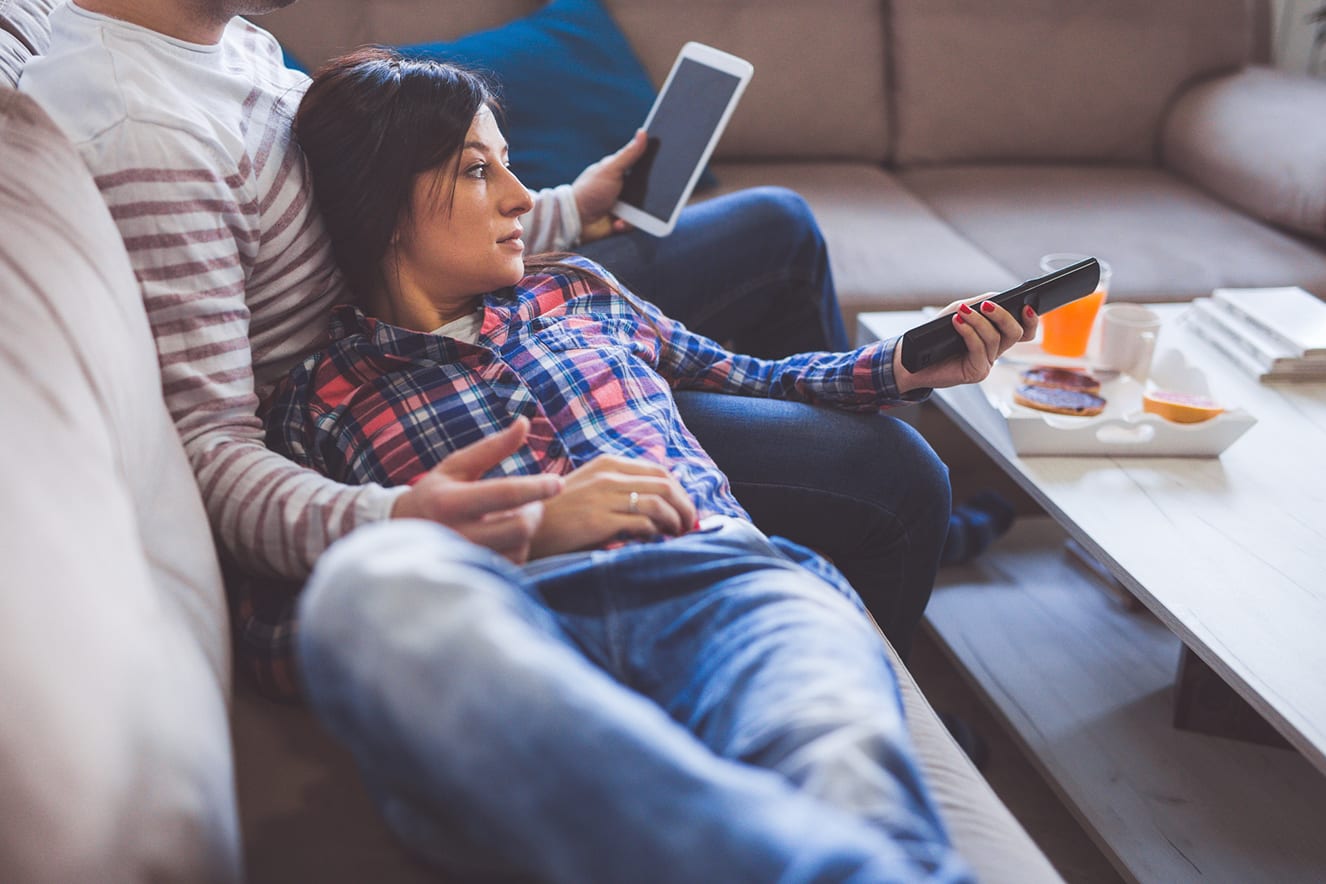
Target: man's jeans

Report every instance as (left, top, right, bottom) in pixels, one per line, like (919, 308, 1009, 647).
(581, 188, 950, 657)
(297, 519, 971, 883)
(578, 186, 849, 358)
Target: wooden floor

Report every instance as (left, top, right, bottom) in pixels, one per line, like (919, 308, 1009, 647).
(909, 395, 1326, 883)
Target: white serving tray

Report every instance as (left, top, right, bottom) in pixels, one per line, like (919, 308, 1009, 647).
(980, 344, 1257, 457)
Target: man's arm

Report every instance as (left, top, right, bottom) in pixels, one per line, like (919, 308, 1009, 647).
(85, 120, 401, 578)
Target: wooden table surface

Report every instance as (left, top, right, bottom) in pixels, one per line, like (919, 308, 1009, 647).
(863, 305, 1326, 770)
(861, 305, 1326, 881)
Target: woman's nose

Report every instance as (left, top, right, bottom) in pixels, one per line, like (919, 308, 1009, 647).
(503, 168, 534, 216)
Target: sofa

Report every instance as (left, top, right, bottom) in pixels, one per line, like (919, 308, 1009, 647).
(263, 0, 1326, 335)
(0, 2, 1063, 883)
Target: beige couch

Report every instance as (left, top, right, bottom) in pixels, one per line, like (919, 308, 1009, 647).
(1, 2, 1061, 882)
(0, 84, 1058, 883)
(266, 0, 1326, 334)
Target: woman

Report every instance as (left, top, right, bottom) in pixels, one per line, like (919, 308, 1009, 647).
(272, 48, 1035, 882)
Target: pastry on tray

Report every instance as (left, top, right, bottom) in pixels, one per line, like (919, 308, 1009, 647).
(1018, 365, 1102, 395)
(1012, 384, 1107, 416)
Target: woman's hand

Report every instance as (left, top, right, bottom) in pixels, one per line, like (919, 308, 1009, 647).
(529, 454, 698, 559)
(571, 129, 647, 244)
(894, 296, 1038, 394)
(391, 417, 563, 564)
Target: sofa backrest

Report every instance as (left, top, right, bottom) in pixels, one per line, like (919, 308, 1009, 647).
(260, 0, 892, 164)
(890, 0, 1263, 165)
(606, 0, 891, 162)
(0, 88, 240, 882)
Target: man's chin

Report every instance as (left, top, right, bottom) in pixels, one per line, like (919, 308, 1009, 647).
(228, 0, 299, 17)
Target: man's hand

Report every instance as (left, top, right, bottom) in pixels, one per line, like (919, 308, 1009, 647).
(571, 129, 647, 244)
(894, 296, 1039, 394)
(392, 417, 563, 564)
(529, 455, 697, 559)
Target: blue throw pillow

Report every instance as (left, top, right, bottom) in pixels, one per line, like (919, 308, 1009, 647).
(403, 0, 716, 192)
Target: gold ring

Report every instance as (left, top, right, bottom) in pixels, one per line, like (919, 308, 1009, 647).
(627, 491, 640, 514)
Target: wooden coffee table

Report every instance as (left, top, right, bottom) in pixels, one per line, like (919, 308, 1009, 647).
(859, 305, 1326, 882)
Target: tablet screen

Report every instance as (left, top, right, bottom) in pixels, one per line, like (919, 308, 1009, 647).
(618, 58, 742, 220)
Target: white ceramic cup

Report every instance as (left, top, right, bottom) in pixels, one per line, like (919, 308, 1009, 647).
(1097, 303, 1162, 380)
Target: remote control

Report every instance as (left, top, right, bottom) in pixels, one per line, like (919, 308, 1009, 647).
(898, 257, 1101, 373)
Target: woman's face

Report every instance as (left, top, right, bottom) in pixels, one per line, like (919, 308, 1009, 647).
(391, 106, 534, 313)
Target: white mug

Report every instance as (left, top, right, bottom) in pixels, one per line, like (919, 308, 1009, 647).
(1097, 303, 1161, 380)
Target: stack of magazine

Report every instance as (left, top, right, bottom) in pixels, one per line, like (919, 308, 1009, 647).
(1186, 287, 1326, 382)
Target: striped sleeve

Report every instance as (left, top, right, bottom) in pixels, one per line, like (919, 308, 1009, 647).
(88, 119, 403, 578)
(526, 183, 581, 253)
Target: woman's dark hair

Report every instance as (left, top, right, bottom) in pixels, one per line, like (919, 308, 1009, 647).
(295, 47, 497, 301)
(296, 46, 646, 322)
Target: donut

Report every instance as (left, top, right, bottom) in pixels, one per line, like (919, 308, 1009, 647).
(1019, 365, 1102, 395)
(1013, 384, 1106, 417)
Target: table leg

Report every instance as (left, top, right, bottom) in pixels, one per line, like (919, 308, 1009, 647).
(1172, 647, 1293, 749)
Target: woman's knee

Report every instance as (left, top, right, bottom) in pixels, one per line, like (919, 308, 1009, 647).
(296, 521, 530, 692)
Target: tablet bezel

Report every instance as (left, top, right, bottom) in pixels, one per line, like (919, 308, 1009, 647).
(611, 42, 753, 237)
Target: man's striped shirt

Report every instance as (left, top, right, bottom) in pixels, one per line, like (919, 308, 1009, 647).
(21, 3, 581, 577)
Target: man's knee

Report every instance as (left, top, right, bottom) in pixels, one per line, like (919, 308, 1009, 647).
(815, 413, 951, 525)
(887, 418, 951, 516)
(721, 186, 820, 245)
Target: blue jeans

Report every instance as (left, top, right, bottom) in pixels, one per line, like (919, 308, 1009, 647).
(581, 188, 949, 658)
(297, 519, 971, 883)
(673, 393, 950, 660)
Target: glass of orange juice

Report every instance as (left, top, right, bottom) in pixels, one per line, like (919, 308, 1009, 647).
(1037, 253, 1111, 358)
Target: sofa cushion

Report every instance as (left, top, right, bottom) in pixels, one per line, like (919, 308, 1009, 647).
(404, 0, 705, 193)
(0, 90, 239, 881)
(899, 164, 1326, 301)
(891, 0, 1257, 165)
(707, 162, 1020, 316)
(0, 0, 57, 86)
(607, 0, 890, 162)
(264, 0, 892, 164)
(257, 0, 540, 74)
(1163, 66, 1326, 245)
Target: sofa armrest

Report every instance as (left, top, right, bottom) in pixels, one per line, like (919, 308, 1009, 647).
(1162, 66, 1326, 243)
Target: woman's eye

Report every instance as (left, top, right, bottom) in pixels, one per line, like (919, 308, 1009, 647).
(466, 163, 487, 179)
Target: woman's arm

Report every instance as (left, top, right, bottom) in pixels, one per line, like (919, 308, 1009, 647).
(528, 455, 696, 559)
(644, 295, 1033, 409)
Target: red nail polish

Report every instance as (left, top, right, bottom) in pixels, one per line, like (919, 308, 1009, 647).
(981, 301, 996, 314)
(1024, 305, 1036, 319)
(954, 313, 965, 325)
(958, 303, 973, 315)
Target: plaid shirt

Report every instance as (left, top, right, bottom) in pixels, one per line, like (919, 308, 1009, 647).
(238, 256, 917, 698)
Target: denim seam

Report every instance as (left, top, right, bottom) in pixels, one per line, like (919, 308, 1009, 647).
(728, 479, 913, 520)
(683, 267, 815, 331)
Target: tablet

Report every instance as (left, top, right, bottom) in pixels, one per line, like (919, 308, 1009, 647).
(613, 42, 753, 237)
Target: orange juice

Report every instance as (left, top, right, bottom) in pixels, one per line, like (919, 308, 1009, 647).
(1040, 287, 1105, 357)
